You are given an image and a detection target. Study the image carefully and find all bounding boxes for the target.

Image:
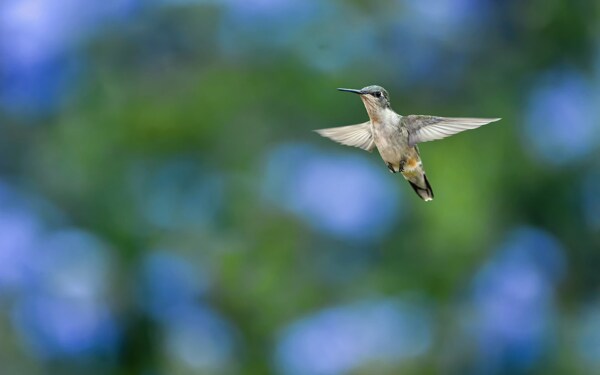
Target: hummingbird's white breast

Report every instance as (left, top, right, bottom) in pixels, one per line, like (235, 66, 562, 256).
(371, 109, 411, 172)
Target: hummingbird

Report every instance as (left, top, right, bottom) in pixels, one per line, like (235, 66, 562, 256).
(315, 85, 500, 201)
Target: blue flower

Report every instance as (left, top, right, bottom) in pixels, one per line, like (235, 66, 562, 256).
(263, 143, 403, 242)
(400, 0, 490, 42)
(468, 227, 566, 372)
(9, 227, 119, 359)
(389, 0, 492, 85)
(138, 251, 236, 371)
(164, 305, 237, 372)
(0, 181, 120, 358)
(12, 293, 118, 359)
(34, 229, 113, 300)
(275, 298, 432, 375)
(524, 69, 599, 166)
(0, 208, 41, 292)
(0, 0, 136, 115)
(138, 251, 211, 321)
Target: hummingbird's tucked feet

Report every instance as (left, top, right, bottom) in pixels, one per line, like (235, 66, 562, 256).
(315, 85, 501, 201)
(398, 159, 406, 173)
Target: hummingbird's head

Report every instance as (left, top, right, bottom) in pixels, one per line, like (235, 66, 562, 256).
(338, 85, 391, 117)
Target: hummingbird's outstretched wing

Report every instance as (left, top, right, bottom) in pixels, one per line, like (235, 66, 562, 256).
(314, 122, 375, 151)
(403, 116, 501, 147)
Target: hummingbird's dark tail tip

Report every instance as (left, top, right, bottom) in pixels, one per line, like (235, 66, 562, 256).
(408, 174, 434, 202)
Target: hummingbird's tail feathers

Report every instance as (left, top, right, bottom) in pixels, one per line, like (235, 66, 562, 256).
(408, 174, 434, 202)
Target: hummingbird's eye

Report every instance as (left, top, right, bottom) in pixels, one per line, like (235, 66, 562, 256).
(374, 91, 382, 98)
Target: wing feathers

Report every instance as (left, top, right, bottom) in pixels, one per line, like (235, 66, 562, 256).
(404, 116, 500, 146)
(314, 122, 374, 151)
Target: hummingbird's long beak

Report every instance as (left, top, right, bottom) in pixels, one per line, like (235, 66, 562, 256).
(337, 88, 363, 95)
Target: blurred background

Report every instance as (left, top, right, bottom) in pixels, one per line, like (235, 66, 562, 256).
(0, 0, 599, 374)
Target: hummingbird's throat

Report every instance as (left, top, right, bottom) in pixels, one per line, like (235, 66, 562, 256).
(360, 95, 383, 123)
